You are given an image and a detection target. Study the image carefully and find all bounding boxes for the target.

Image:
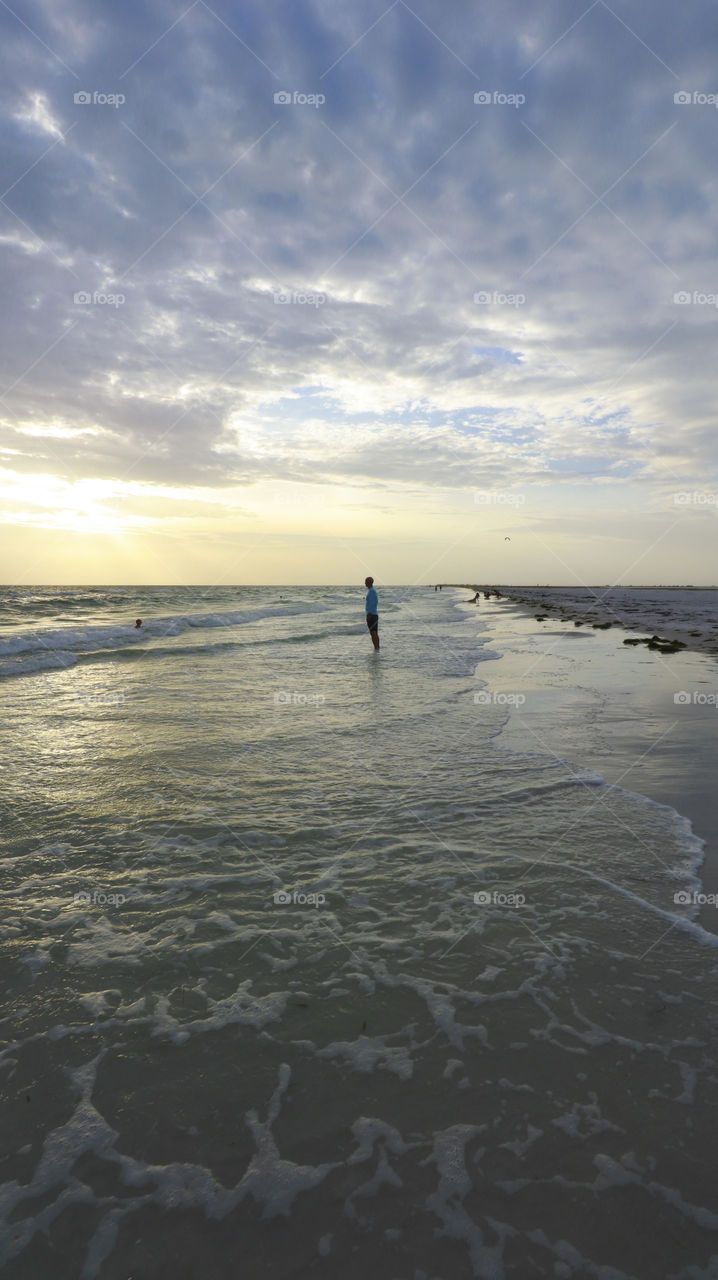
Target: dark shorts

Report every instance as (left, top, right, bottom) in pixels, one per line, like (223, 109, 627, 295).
(366, 613, 379, 633)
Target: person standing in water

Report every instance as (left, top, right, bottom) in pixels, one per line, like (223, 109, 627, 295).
(364, 577, 379, 651)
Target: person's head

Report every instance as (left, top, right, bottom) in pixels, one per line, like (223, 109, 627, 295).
(364, 576, 374, 588)
(135, 618, 142, 628)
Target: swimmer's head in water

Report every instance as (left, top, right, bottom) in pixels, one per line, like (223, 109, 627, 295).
(135, 619, 142, 628)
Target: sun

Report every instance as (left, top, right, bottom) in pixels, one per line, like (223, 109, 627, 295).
(0, 471, 150, 536)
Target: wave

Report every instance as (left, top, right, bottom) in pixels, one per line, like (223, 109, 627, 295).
(0, 650, 80, 678)
(0, 602, 334, 656)
(0, 613, 361, 679)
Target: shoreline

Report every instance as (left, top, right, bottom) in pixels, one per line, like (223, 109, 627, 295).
(441, 584, 718, 658)
(454, 591, 718, 936)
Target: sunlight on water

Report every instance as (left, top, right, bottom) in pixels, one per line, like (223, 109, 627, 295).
(2, 586, 718, 1278)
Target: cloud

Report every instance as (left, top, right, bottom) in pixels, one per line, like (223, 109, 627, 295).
(0, 0, 716, 580)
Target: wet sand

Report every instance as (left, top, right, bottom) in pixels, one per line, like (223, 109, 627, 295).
(468, 594, 718, 936)
(501, 585, 718, 658)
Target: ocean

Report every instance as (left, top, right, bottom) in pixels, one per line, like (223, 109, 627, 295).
(2, 585, 718, 1279)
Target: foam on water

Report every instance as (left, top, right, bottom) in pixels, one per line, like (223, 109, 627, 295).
(2, 585, 718, 1277)
(0, 599, 342, 679)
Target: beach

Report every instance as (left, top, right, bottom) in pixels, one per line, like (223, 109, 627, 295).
(2, 585, 718, 1278)
(495, 585, 718, 657)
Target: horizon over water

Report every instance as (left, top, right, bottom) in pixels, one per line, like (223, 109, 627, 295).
(3, 584, 718, 1277)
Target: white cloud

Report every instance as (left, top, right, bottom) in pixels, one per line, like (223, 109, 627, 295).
(0, 0, 715, 580)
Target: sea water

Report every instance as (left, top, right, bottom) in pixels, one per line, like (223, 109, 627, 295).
(2, 586, 718, 1278)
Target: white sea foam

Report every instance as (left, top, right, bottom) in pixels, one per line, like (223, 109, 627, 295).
(0, 599, 338, 679)
(317, 1034, 415, 1079)
(0, 602, 334, 659)
(3, 585, 718, 1278)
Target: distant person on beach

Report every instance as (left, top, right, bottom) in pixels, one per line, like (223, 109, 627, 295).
(135, 619, 142, 628)
(466, 593, 480, 603)
(364, 577, 379, 651)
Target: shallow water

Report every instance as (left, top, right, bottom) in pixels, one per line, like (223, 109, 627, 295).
(502, 584, 718, 654)
(2, 586, 718, 1278)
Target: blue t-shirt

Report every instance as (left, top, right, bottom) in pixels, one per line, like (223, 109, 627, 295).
(365, 586, 378, 614)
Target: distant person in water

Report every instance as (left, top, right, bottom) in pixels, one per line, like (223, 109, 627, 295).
(135, 619, 142, 628)
(364, 576, 379, 651)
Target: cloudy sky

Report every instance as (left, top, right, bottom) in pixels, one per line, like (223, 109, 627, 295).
(1, 0, 717, 584)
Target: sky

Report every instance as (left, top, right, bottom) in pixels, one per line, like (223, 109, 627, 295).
(0, 0, 717, 585)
